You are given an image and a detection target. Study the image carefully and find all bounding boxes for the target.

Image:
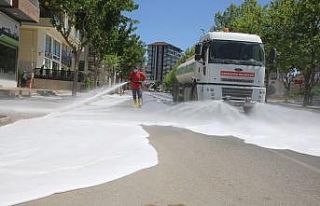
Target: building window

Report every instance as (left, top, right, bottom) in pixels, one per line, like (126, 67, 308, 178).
(44, 58, 51, 69)
(44, 35, 65, 72)
(0, 43, 17, 81)
(52, 61, 60, 70)
(62, 44, 72, 67)
(45, 35, 52, 58)
(53, 40, 61, 61)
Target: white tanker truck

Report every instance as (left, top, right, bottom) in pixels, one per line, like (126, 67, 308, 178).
(173, 31, 266, 112)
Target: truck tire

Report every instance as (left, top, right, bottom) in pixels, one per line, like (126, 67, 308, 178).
(178, 85, 184, 102)
(183, 86, 189, 101)
(172, 84, 178, 102)
(243, 105, 253, 114)
(191, 85, 198, 101)
(191, 82, 198, 101)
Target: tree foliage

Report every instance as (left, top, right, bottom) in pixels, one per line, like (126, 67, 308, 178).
(214, 4, 240, 31)
(178, 47, 195, 65)
(213, 0, 320, 105)
(164, 47, 195, 90)
(40, 0, 139, 95)
(118, 34, 146, 79)
(89, 17, 144, 85)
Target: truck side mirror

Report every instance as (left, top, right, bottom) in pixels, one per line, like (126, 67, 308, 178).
(195, 43, 202, 61)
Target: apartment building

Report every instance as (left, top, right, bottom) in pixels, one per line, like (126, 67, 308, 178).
(0, 0, 39, 87)
(146, 42, 182, 82)
(18, 6, 82, 90)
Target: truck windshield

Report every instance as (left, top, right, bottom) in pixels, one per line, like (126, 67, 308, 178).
(209, 40, 265, 66)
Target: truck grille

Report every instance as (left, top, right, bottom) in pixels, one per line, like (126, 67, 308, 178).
(222, 88, 253, 99)
(221, 78, 254, 83)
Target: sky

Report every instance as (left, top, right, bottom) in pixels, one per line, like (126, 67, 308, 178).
(129, 0, 270, 51)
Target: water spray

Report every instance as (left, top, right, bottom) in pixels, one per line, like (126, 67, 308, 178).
(47, 82, 128, 117)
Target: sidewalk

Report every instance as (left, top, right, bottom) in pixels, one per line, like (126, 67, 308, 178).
(0, 114, 8, 123)
(0, 115, 10, 126)
(267, 98, 320, 112)
(0, 87, 72, 98)
(146, 91, 173, 102)
(0, 87, 31, 97)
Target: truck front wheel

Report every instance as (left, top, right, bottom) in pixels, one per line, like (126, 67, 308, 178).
(243, 105, 253, 114)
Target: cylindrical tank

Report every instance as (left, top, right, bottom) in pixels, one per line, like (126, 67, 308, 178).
(175, 57, 197, 84)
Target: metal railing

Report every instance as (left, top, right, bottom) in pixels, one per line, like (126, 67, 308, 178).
(33, 68, 85, 82)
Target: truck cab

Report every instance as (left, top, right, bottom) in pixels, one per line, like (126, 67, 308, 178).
(174, 31, 266, 111)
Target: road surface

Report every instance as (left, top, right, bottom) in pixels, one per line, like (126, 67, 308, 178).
(7, 93, 319, 206)
(15, 125, 320, 206)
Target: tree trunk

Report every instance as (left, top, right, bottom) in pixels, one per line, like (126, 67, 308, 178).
(283, 77, 291, 96)
(303, 69, 315, 106)
(93, 53, 100, 88)
(303, 83, 312, 106)
(265, 69, 270, 103)
(72, 50, 81, 96)
(303, 51, 316, 106)
(113, 67, 116, 86)
(94, 68, 98, 88)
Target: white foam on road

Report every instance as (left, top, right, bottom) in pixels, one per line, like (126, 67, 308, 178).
(164, 101, 320, 156)
(0, 98, 62, 114)
(0, 85, 156, 206)
(0, 90, 319, 205)
(64, 93, 320, 157)
(64, 94, 320, 157)
(0, 115, 157, 206)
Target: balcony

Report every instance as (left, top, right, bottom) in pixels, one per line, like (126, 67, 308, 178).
(0, 0, 39, 23)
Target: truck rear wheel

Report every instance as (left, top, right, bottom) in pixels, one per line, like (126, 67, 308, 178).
(190, 83, 198, 101)
(172, 83, 179, 102)
(191, 85, 198, 101)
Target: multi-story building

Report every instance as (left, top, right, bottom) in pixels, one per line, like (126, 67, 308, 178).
(18, 6, 82, 90)
(146, 42, 182, 82)
(0, 0, 39, 87)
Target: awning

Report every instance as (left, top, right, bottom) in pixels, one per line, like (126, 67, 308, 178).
(0, 34, 19, 48)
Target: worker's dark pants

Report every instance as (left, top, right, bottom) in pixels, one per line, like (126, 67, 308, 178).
(132, 89, 142, 100)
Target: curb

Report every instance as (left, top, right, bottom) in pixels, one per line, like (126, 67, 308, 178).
(146, 92, 172, 102)
(0, 115, 10, 124)
(268, 102, 320, 112)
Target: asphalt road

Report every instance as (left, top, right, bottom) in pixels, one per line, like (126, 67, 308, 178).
(17, 126, 320, 206)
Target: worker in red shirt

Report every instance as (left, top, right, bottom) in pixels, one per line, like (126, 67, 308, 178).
(128, 67, 146, 107)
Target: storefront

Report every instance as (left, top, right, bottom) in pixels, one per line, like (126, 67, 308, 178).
(0, 11, 19, 87)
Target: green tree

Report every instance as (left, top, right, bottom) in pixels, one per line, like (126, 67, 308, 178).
(164, 67, 177, 91)
(40, 0, 138, 96)
(214, 4, 240, 31)
(90, 18, 138, 87)
(92, 20, 145, 84)
(269, 0, 320, 105)
(164, 47, 195, 90)
(213, 0, 273, 64)
(118, 34, 146, 80)
(293, 0, 320, 105)
(214, 0, 320, 105)
(104, 54, 120, 86)
(232, 0, 267, 35)
(179, 47, 195, 64)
